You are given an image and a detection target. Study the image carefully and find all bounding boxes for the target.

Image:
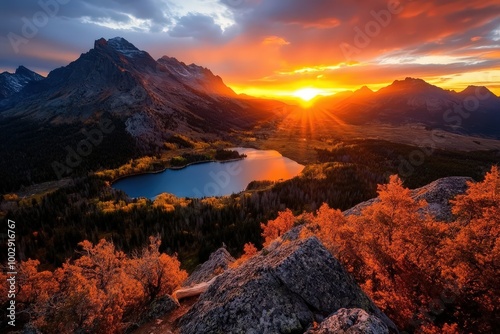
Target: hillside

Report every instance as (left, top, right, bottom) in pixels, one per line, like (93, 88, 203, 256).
(0, 37, 285, 192)
(2, 168, 498, 333)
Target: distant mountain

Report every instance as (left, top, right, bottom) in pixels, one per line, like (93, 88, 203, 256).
(157, 56, 236, 97)
(0, 66, 43, 99)
(0, 37, 285, 190)
(316, 77, 500, 138)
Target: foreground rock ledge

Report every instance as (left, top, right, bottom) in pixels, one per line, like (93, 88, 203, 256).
(306, 308, 388, 334)
(183, 247, 235, 287)
(179, 237, 397, 334)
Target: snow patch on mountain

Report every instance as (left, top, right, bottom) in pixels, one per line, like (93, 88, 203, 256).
(0, 66, 44, 99)
(107, 37, 147, 58)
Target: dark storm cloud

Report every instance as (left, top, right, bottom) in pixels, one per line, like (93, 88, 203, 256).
(228, 0, 500, 64)
(0, 0, 172, 27)
(169, 13, 224, 42)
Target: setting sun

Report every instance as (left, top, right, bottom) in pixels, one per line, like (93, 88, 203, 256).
(293, 88, 324, 101)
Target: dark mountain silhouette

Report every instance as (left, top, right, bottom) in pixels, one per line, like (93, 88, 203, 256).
(316, 77, 500, 138)
(0, 66, 43, 100)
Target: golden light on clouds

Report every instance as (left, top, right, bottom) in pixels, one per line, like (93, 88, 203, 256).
(262, 36, 290, 46)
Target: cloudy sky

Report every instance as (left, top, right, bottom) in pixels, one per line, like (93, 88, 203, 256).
(1, 0, 499, 98)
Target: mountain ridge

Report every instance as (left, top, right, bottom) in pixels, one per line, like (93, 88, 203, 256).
(315, 77, 500, 138)
(0, 66, 44, 100)
(0, 37, 285, 190)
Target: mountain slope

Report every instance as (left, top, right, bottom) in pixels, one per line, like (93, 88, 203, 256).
(0, 37, 285, 191)
(317, 77, 500, 138)
(0, 37, 282, 139)
(0, 66, 43, 100)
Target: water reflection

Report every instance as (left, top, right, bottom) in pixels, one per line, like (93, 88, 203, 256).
(112, 148, 304, 199)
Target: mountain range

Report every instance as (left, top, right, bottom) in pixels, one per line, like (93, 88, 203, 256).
(0, 66, 43, 100)
(0, 37, 284, 147)
(0, 36, 499, 191)
(0, 37, 286, 190)
(316, 78, 500, 138)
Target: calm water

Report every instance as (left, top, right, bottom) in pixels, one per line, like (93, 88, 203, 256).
(112, 148, 304, 199)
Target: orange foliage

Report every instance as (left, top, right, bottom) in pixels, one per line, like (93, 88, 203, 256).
(440, 166, 500, 329)
(261, 208, 296, 246)
(231, 242, 258, 268)
(127, 235, 187, 302)
(281, 168, 500, 332)
(6, 236, 186, 333)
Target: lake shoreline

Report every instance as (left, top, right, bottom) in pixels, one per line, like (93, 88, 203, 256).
(111, 148, 305, 199)
(110, 157, 245, 185)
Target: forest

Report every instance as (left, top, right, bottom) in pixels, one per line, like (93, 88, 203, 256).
(1, 140, 498, 271)
(260, 166, 499, 333)
(1, 166, 498, 333)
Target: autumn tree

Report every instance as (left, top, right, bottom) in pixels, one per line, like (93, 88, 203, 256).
(2, 260, 59, 329)
(127, 235, 187, 303)
(231, 242, 258, 268)
(261, 208, 296, 246)
(6, 236, 187, 333)
(439, 166, 500, 332)
(43, 239, 142, 333)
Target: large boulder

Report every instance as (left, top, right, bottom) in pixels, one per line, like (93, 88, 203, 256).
(306, 308, 388, 334)
(146, 295, 179, 320)
(179, 237, 397, 334)
(343, 176, 471, 221)
(183, 246, 235, 287)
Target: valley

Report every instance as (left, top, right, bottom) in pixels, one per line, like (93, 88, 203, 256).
(0, 35, 499, 334)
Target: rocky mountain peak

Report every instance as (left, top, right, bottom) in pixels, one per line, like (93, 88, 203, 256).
(14, 65, 39, 78)
(0, 66, 43, 100)
(353, 85, 375, 98)
(94, 37, 108, 49)
(157, 55, 236, 96)
(357, 85, 374, 94)
(93, 37, 146, 58)
(386, 77, 439, 92)
(460, 85, 497, 99)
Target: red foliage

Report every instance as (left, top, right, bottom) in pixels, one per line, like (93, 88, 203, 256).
(261, 208, 296, 246)
(6, 237, 186, 333)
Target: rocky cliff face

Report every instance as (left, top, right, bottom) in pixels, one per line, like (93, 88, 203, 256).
(178, 237, 397, 334)
(343, 176, 472, 221)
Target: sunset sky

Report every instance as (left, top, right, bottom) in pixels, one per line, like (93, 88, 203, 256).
(1, 0, 499, 99)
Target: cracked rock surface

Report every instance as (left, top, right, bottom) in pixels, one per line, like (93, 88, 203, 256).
(178, 237, 397, 334)
(183, 247, 235, 287)
(306, 308, 389, 334)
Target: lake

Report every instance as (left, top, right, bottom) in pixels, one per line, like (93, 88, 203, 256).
(112, 148, 305, 199)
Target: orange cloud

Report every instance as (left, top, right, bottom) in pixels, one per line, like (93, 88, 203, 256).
(261, 36, 290, 46)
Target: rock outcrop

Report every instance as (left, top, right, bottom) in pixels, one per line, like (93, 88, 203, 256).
(343, 176, 471, 221)
(183, 247, 235, 287)
(146, 295, 179, 320)
(306, 308, 388, 334)
(178, 237, 397, 334)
